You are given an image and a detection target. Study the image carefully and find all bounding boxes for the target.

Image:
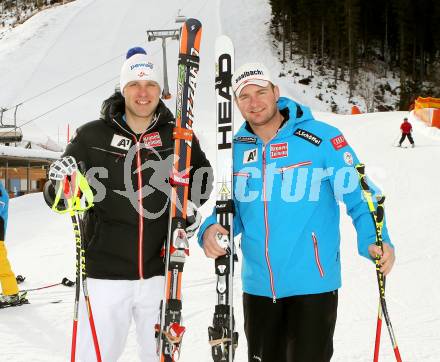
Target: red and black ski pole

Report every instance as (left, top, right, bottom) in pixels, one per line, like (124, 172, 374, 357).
(20, 277, 75, 292)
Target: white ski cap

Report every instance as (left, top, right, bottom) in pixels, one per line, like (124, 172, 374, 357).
(232, 62, 273, 96)
(119, 47, 161, 96)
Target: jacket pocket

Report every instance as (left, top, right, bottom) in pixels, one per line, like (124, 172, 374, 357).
(312, 232, 325, 277)
(278, 161, 312, 179)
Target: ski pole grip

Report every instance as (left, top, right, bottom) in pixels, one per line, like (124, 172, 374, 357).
(62, 277, 75, 287)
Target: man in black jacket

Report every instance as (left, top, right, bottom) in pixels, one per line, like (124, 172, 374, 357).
(44, 47, 212, 361)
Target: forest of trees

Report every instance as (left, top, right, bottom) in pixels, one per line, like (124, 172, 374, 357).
(269, 0, 440, 110)
(1, 0, 69, 22)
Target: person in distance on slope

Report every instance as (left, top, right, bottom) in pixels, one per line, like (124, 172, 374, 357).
(198, 62, 396, 362)
(43, 47, 212, 361)
(398, 117, 415, 148)
(0, 181, 27, 308)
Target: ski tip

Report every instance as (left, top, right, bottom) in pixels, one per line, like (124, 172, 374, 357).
(179, 18, 202, 53)
(184, 18, 202, 29)
(216, 34, 233, 45)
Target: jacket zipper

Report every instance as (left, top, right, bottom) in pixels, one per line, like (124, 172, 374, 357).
(111, 117, 158, 280)
(233, 172, 250, 177)
(262, 145, 277, 303)
(279, 161, 312, 180)
(134, 136, 145, 279)
(312, 232, 325, 277)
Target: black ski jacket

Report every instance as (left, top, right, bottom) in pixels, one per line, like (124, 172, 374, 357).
(64, 92, 213, 280)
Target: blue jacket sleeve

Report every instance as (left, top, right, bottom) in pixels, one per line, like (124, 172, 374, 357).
(323, 129, 393, 260)
(0, 182, 9, 240)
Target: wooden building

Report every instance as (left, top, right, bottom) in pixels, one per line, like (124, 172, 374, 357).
(0, 145, 61, 197)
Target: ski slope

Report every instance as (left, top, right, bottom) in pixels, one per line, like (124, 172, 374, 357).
(1, 0, 440, 361)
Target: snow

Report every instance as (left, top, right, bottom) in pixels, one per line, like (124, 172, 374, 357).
(1, 0, 440, 361)
(0, 144, 61, 160)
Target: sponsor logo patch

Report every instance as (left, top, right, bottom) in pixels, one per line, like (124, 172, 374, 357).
(235, 69, 264, 84)
(343, 151, 354, 165)
(294, 129, 322, 146)
(270, 142, 288, 159)
(110, 134, 132, 150)
(243, 148, 258, 164)
(143, 132, 162, 148)
(130, 61, 154, 71)
(331, 135, 348, 150)
(234, 136, 257, 144)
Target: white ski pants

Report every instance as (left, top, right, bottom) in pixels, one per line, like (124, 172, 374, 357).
(77, 276, 164, 362)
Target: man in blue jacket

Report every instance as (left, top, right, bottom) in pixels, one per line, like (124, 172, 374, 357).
(199, 62, 396, 362)
(0, 182, 27, 308)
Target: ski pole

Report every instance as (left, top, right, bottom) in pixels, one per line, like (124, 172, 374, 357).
(69, 209, 101, 362)
(374, 300, 383, 362)
(355, 164, 402, 362)
(70, 209, 81, 362)
(21, 277, 74, 293)
(66, 167, 101, 362)
(49, 156, 101, 362)
(77, 212, 101, 362)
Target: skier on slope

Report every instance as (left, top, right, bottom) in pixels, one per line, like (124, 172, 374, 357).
(199, 62, 396, 362)
(398, 117, 415, 148)
(0, 181, 28, 308)
(43, 47, 212, 361)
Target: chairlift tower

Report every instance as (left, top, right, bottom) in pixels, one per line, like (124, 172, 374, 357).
(147, 12, 187, 100)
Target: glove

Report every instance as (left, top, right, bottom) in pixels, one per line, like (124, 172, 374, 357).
(43, 156, 79, 211)
(186, 200, 201, 239)
(43, 156, 93, 213)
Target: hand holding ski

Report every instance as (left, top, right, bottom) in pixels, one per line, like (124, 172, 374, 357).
(202, 224, 229, 258)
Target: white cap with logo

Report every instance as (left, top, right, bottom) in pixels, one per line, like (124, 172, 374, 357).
(231, 62, 272, 96)
(119, 47, 162, 96)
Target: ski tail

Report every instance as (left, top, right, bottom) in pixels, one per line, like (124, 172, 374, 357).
(157, 18, 202, 362)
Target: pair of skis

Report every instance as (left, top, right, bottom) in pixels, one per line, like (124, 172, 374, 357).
(156, 18, 238, 361)
(156, 18, 201, 361)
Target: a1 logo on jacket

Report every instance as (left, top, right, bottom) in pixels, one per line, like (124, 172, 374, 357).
(243, 148, 258, 164)
(111, 134, 132, 150)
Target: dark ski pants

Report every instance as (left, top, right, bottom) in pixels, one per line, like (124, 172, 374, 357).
(399, 133, 414, 146)
(243, 291, 338, 362)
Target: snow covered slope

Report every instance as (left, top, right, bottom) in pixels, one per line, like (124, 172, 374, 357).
(1, 0, 439, 361)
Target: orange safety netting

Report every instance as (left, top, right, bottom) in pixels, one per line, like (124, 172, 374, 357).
(414, 96, 440, 109)
(413, 97, 440, 128)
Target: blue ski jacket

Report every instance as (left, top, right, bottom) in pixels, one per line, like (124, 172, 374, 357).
(198, 97, 393, 300)
(0, 182, 9, 241)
